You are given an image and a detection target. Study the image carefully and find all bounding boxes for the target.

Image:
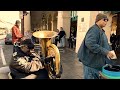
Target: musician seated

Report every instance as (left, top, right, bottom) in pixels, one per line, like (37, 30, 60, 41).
(9, 39, 49, 79)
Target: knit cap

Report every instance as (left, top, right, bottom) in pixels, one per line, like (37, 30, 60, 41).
(95, 13, 108, 23)
(21, 39, 34, 49)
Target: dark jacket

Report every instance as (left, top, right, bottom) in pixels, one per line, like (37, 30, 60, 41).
(110, 33, 116, 44)
(58, 30, 66, 41)
(77, 24, 115, 70)
(9, 46, 44, 79)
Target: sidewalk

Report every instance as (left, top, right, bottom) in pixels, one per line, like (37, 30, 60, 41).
(60, 47, 83, 79)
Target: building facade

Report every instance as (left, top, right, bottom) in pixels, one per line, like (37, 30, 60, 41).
(30, 11, 57, 32)
(0, 11, 117, 53)
(23, 11, 117, 53)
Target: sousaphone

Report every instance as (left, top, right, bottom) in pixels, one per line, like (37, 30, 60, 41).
(33, 30, 62, 79)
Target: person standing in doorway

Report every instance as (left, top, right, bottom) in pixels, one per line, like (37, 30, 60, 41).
(110, 33, 116, 50)
(68, 28, 75, 49)
(58, 27, 66, 47)
(77, 13, 116, 79)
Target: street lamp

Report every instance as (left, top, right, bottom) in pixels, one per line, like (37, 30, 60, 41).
(21, 11, 30, 35)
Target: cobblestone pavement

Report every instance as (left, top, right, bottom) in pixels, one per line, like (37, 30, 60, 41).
(60, 48, 83, 79)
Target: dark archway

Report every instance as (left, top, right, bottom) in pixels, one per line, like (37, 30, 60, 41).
(48, 14, 52, 30)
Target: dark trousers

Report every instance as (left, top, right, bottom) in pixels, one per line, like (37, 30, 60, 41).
(34, 69, 49, 79)
(68, 39, 73, 48)
(55, 36, 59, 46)
(69, 42, 73, 48)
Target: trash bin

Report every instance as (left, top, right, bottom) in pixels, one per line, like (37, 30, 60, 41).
(100, 64, 120, 79)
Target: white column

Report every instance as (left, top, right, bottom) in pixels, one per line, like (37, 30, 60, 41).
(57, 11, 71, 38)
(24, 11, 31, 32)
(75, 11, 91, 53)
(57, 11, 63, 31)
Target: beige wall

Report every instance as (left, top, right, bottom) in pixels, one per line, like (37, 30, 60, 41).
(76, 11, 91, 53)
(57, 11, 64, 30)
(0, 11, 20, 33)
(89, 11, 99, 27)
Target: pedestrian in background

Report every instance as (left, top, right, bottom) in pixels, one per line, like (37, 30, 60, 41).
(58, 27, 66, 47)
(68, 28, 75, 48)
(110, 33, 116, 50)
(77, 13, 116, 79)
(12, 20, 25, 52)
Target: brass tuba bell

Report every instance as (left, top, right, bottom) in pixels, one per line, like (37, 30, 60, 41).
(33, 30, 62, 79)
